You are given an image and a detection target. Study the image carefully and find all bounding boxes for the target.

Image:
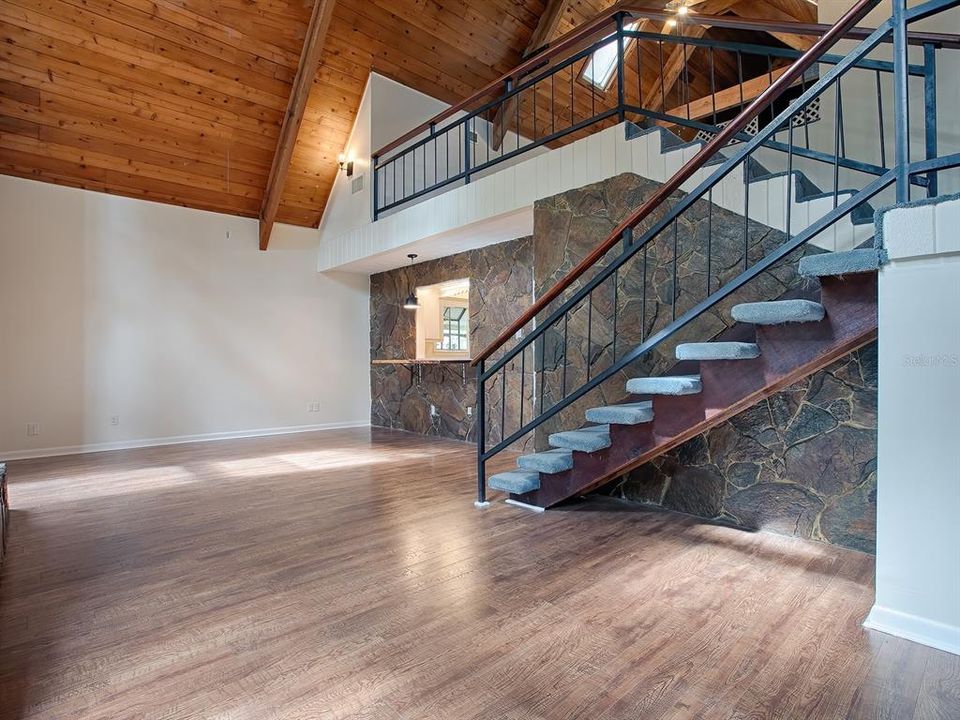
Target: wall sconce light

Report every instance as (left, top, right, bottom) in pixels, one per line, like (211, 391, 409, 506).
(403, 254, 420, 310)
(338, 152, 354, 177)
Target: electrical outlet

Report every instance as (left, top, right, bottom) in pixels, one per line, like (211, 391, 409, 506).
(26, 422, 39, 437)
(308, 401, 321, 413)
(110, 415, 120, 426)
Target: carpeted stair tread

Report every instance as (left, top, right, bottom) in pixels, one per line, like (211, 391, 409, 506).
(488, 470, 540, 495)
(798, 248, 884, 277)
(549, 425, 612, 453)
(676, 342, 761, 361)
(585, 402, 654, 425)
(731, 299, 825, 325)
(625, 375, 703, 396)
(517, 449, 574, 474)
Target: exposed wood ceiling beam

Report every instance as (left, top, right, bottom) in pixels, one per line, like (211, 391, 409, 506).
(641, 0, 740, 111)
(728, 0, 817, 51)
(658, 65, 794, 124)
(490, 0, 568, 151)
(259, 0, 336, 251)
(642, 22, 708, 110)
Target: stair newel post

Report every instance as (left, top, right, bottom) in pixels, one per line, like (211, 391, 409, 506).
(922, 42, 938, 198)
(892, 0, 910, 203)
(475, 360, 489, 507)
(616, 13, 626, 122)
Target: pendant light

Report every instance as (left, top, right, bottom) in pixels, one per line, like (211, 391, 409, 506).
(403, 253, 420, 310)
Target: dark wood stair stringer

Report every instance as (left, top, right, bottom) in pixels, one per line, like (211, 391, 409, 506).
(511, 273, 878, 509)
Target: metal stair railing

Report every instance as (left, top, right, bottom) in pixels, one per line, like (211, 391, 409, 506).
(471, 0, 960, 506)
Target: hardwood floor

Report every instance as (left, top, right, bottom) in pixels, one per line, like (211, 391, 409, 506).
(0, 427, 956, 719)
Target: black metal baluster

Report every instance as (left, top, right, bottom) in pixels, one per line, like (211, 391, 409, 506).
(476, 361, 486, 505)
(737, 51, 744, 113)
(570, 66, 574, 128)
(710, 46, 717, 127)
(683, 39, 690, 119)
(516, 88, 522, 152)
(539, 333, 545, 416)
(659, 40, 666, 111)
(786, 119, 795, 240)
(551, 72, 556, 136)
(533, 80, 537, 142)
(501, 365, 506, 443)
(612, 267, 619, 363)
(767, 54, 775, 125)
(801, 71, 810, 149)
(519, 347, 525, 428)
(562, 312, 568, 398)
(672, 218, 679, 321)
(876, 69, 887, 168)
(586, 292, 593, 382)
(743, 161, 750, 270)
(641, 243, 648, 342)
(706, 187, 713, 296)
(833, 82, 841, 209)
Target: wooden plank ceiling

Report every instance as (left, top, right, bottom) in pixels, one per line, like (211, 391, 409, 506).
(0, 0, 814, 233)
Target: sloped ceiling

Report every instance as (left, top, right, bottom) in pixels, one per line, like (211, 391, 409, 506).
(0, 0, 813, 230)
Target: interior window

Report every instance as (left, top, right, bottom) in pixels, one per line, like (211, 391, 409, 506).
(440, 305, 468, 351)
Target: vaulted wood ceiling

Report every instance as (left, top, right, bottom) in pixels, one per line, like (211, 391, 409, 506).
(0, 0, 815, 234)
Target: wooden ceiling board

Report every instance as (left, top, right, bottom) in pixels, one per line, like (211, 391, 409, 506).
(1, 0, 808, 232)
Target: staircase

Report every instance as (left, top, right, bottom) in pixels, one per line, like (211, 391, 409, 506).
(472, 0, 960, 511)
(489, 253, 879, 507)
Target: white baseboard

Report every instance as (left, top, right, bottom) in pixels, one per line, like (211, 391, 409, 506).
(0, 420, 372, 461)
(864, 604, 960, 656)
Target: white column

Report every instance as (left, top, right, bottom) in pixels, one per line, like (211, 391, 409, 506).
(867, 195, 960, 655)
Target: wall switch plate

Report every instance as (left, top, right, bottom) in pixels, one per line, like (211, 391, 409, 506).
(26, 422, 39, 437)
(466, 406, 473, 417)
(110, 415, 120, 426)
(430, 404, 438, 416)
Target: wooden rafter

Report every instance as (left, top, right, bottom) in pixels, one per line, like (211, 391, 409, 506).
(490, 0, 568, 151)
(729, 0, 817, 51)
(259, 0, 336, 250)
(658, 65, 794, 125)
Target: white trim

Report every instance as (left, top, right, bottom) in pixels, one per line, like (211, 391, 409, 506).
(864, 604, 960, 656)
(0, 421, 372, 461)
(505, 498, 546, 513)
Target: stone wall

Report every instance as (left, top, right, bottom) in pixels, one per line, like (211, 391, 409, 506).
(369, 237, 534, 446)
(532, 173, 878, 554)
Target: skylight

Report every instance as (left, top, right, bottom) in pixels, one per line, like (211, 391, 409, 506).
(581, 23, 640, 90)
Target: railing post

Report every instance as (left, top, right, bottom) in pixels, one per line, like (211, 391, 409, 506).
(464, 118, 472, 185)
(372, 154, 379, 221)
(475, 360, 488, 507)
(892, 0, 910, 202)
(923, 42, 938, 198)
(616, 13, 626, 122)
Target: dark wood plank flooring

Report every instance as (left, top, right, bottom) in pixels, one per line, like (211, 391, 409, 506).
(0, 428, 956, 719)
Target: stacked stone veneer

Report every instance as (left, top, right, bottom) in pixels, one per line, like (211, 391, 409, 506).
(532, 172, 877, 554)
(370, 237, 535, 449)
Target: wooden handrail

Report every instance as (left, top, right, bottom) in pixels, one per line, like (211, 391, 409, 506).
(373, 2, 960, 160)
(471, 0, 882, 367)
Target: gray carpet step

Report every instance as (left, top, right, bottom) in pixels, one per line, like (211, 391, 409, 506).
(585, 401, 653, 425)
(798, 247, 884, 277)
(676, 342, 760, 361)
(549, 424, 612, 453)
(625, 375, 702, 396)
(488, 470, 540, 495)
(731, 299, 825, 325)
(517, 449, 574, 474)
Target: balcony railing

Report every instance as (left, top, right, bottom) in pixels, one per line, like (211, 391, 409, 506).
(370, 3, 960, 221)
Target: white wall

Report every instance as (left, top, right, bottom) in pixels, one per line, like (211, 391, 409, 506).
(866, 195, 960, 655)
(318, 73, 546, 251)
(0, 175, 371, 459)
